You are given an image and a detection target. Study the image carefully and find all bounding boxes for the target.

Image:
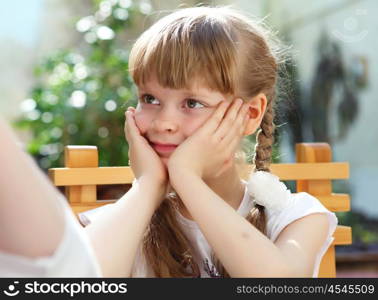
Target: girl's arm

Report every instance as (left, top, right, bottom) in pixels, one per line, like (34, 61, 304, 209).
(84, 179, 165, 277)
(170, 170, 329, 277)
(85, 107, 168, 277)
(0, 118, 65, 257)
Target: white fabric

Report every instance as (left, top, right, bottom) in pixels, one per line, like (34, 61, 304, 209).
(79, 180, 338, 278)
(247, 171, 294, 211)
(0, 195, 102, 277)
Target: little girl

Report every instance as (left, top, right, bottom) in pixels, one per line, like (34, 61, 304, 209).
(81, 6, 338, 278)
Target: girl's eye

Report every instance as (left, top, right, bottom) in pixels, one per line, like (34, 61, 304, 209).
(139, 93, 205, 109)
(141, 94, 159, 104)
(186, 99, 205, 109)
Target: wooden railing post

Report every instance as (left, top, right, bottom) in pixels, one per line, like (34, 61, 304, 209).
(64, 145, 98, 204)
(296, 143, 333, 195)
(296, 143, 348, 277)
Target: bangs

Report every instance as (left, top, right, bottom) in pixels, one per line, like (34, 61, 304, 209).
(128, 9, 239, 94)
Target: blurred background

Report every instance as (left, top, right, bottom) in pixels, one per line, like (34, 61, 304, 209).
(0, 0, 377, 277)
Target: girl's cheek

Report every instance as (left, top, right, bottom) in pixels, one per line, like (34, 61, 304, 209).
(183, 112, 211, 136)
(134, 110, 152, 135)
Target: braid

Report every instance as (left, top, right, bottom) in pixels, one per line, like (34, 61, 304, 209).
(253, 98, 276, 172)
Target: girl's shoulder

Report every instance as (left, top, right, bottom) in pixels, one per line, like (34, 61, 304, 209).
(265, 192, 338, 243)
(243, 172, 338, 243)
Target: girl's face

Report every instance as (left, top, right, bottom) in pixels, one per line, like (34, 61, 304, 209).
(134, 76, 232, 166)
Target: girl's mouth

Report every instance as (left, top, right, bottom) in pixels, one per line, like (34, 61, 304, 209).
(150, 142, 178, 154)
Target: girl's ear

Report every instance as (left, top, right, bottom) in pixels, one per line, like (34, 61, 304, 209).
(243, 93, 267, 136)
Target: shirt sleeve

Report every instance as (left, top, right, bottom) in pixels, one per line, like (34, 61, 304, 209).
(78, 203, 114, 227)
(0, 195, 102, 277)
(266, 192, 338, 277)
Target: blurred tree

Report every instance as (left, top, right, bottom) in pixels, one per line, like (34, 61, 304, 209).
(14, 0, 154, 169)
(14, 0, 287, 171)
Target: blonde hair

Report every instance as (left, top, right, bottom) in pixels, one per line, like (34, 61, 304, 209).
(128, 5, 284, 277)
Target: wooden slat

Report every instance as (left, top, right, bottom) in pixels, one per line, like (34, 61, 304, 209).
(49, 167, 135, 186)
(236, 163, 348, 180)
(70, 201, 116, 215)
(316, 194, 350, 212)
(332, 225, 352, 245)
(49, 162, 349, 186)
(270, 163, 349, 180)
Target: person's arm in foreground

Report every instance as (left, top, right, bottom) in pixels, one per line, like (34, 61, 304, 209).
(0, 117, 65, 258)
(84, 108, 167, 277)
(0, 118, 103, 277)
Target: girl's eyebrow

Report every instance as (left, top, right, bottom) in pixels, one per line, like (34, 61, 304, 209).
(137, 87, 223, 105)
(139, 89, 203, 100)
(138, 87, 201, 97)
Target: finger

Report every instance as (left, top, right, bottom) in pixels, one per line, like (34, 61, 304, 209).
(124, 111, 131, 142)
(125, 110, 152, 150)
(125, 106, 135, 122)
(219, 102, 249, 145)
(235, 104, 250, 136)
(198, 101, 230, 135)
(220, 111, 249, 162)
(127, 106, 136, 113)
(223, 130, 244, 160)
(221, 114, 248, 150)
(214, 98, 244, 140)
(124, 110, 139, 143)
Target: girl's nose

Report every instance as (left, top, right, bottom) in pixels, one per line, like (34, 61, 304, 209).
(152, 111, 179, 133)
(153, 119, 178, 133)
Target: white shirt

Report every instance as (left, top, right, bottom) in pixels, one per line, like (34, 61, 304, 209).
(79, 180, 338, 278)
(0, 195, 102, 277)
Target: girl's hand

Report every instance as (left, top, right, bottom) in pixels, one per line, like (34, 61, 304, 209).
(124, 107, 168, 191)
(167, 98, 250, 180)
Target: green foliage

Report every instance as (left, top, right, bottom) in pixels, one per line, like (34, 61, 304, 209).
(336, 211, 378, 245)
(14, 0, 284, 171)
(14, 0, 152, 169)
